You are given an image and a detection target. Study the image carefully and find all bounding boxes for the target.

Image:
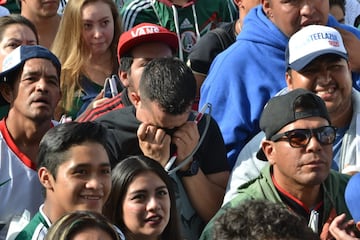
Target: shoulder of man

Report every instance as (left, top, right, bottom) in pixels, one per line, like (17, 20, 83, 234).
(188, 22, 235, 74)
(200, 178, 275, 240)
(194, 113, 230, 173)
(95, 106, 137, 127)
(15, 212, 48, 240)
(120, 0, 167, 31)
(77, 91, 127, 122)
(199, 200, 234, 240)
(323, 170, 351, 196)
(322, 171, 352, 224)
(328, 15, 360, 38)
(234, 165, 284, 202)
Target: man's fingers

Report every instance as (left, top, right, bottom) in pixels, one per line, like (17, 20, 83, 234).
(137, 123, 149, 141)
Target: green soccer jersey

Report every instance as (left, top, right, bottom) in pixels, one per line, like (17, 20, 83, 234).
(15, 207, 50, 240)
(120, 0, 236, 61)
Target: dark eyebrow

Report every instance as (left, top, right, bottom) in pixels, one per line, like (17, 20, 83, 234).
(83, 16, 111, 23)
(22, 71, 59, 81)
(69, 162, 111, 169)
(156, 186, 168, 191)
(129, 189, 146, 195)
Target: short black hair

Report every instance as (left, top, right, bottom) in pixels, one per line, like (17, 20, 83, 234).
(119, 54, 133, 73)
(139, 57, 196, 115)
(329, 0, 346, 15)
(0, 14, 38, 44)
(37, 122, 109, 179)
(213, 200, 319, 240)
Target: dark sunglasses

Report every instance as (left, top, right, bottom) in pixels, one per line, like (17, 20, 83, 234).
(270, 126, 337, 148)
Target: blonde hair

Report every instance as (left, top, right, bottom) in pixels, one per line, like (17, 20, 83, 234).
(51, 0, 122, 115)
(45, 211, 121, 240)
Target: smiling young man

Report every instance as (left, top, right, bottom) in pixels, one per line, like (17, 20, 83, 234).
(0, 45, 61, 239)
(200, 89, 351, 240)
(15, 122, 118, 240)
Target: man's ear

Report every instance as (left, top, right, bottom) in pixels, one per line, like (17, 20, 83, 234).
(285, 71, 294, 90)
(119, 70, 129, 88)
(0, 83, 13, 104)
(262, 140, 276, 165)
(131, 92, 141, 107)
(233, 0, 242, 8)
(262, 0, 273, 19)
(38, 167, 55, 190)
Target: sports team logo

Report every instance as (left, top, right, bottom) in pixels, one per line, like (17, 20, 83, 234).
(181, 31, 197, 53)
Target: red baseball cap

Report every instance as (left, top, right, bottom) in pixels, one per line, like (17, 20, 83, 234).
(117, 23, 178, 62)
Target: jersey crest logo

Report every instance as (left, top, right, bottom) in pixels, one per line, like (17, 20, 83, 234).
(181, 31, 197, 53)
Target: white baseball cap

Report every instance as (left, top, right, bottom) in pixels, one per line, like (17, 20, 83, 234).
(286, 25, 348, 71)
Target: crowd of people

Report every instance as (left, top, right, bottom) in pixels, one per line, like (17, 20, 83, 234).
(1, 0, 360, 240)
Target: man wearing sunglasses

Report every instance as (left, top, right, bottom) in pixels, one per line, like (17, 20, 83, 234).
(200, 88, 351, 240)
(225, 25, 360, 205)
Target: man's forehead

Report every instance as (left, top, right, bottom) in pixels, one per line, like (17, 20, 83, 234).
(22, 58, 60, 78)
(282, 116, 329, 130)
(23, 58, 58, 70)
(130, 42, 173, 58)
(145, 101, 191, 127)
(298, 54, 347, 71)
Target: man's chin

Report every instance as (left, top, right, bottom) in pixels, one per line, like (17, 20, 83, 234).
(30, 112, 53, 123)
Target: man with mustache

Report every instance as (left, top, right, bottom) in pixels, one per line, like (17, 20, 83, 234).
(201, 89, 351, 240)
(225, 25, 360, 204)
(199, 0, 360, 170)
(0, 45, 61, 239)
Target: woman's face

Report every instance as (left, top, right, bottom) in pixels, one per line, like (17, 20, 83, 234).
(122, 171, 171, 240)
(81, 1, 114, 56)
(0, 24, 37, 71)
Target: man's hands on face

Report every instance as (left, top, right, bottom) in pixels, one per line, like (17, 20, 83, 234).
(137, 123, 171, 166)
(137, 121, 200, 168)
(171, 121, 200, 170)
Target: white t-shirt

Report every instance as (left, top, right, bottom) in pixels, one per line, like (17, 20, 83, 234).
(345, 0, 360, 26)
(0, 6, 10, 17)
(0, 119, 43, 239)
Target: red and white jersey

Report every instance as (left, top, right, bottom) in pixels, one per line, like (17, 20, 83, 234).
(0, 119, 43, 239)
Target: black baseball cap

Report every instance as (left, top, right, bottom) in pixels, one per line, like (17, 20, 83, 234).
(256, 89, 330, 161)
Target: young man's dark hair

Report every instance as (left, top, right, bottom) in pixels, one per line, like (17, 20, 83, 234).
(213, 199, 319, 240)
(37, 121, 109, 177)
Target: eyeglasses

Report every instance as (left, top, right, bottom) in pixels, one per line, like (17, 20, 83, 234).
(270, 126, 337, 148)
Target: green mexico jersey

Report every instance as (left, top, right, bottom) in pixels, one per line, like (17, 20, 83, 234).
(121, 0, 236, 61)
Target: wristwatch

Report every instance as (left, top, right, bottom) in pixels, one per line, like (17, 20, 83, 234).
(177, 158, 199, 177)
